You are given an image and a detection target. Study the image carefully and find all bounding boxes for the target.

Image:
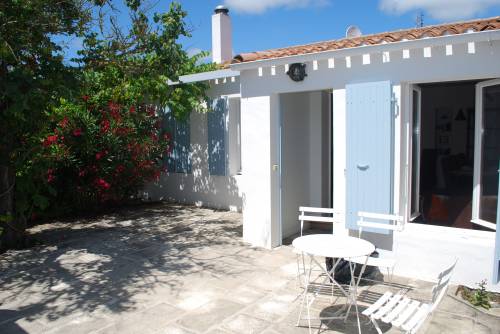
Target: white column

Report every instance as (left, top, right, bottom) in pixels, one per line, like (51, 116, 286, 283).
(332, 89, 348, 236)
(241, 95, 277, 248)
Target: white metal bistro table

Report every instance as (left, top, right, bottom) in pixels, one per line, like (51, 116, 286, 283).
(293, 234, 375, 334)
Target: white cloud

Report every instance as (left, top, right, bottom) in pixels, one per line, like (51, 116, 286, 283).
(379, 0, 500, 20)
(224, 0, 329, 14)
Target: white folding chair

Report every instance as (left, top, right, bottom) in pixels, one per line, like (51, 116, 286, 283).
(350, 211, 404, 282)
(294, 207, 341, 287)
(363, 260, 457, 334)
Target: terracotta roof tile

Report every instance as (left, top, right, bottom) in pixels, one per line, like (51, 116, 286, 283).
(232, 16, 500, 63)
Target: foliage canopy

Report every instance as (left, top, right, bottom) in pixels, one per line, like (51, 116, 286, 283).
(0, 0, 214, 250)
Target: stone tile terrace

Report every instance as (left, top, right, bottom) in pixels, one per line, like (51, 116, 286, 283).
(0, 203, 497, 333)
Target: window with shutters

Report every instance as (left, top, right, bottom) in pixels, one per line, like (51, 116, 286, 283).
(208, 97, 228, 176)
(208, 96, 242, 176)
(164, 109, 191, 174)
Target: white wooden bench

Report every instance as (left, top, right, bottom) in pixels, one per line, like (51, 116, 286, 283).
(350, 211, 404, 282)
(363, 260, 457, 334)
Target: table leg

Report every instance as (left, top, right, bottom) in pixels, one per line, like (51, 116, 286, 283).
(296, 255, 313, 327)
(298, 254, 324, 334)
(344, 255, 369, 334)
(297, 255, 367, 333)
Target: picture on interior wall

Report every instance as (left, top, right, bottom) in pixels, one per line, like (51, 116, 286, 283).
(436, 107, 452, 155)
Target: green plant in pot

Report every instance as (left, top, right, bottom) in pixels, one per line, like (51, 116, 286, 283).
(467, 280, 491, 310)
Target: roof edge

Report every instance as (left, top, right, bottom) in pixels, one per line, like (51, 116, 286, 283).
(230, 29, 500, 71)
(232, 16, 500, 64)
(168, 69, 240, 85)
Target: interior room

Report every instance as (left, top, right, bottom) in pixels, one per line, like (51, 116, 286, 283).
(279, 90, 333, 242)
(412, 80, 499, 230)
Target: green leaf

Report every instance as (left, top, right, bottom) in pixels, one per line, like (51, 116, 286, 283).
(0, 214, 14, 223)
(33, 194, 49, 210)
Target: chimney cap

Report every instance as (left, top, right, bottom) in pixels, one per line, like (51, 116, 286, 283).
(214, 5, 229, 15)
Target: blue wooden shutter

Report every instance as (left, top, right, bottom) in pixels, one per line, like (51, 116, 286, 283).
(208, 98, 228, 175)
(163, 108, 191, 173)
(346, 81, 393, 233)
(175, 118, 191, 173)
(163, 108, 177, 173)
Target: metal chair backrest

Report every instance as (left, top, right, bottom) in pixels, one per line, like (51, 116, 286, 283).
(298, 207, 341, 236)
(357, 211, 405, 237)
(430, 259, 458, 312)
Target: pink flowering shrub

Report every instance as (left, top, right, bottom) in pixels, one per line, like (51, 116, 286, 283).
(37, 97, 171, 213)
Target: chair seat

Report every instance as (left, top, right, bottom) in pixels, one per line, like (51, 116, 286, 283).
(363, 292, 431, 333)
(348, 255, 396, 269)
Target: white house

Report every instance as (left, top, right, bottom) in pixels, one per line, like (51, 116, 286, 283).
(147, 6, 500, 291)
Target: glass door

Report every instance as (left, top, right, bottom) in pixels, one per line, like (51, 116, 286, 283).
(410, 85, 422, 220)
(472, 79, 500, 231)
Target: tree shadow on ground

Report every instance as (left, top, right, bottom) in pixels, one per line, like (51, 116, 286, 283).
(0, 203, 255, 327)
(0, 309, 29, 333)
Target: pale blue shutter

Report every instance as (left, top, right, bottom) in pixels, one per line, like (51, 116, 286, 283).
(346, 81, 393, 233)
(163, 109, 176, 172)
(208, 98, 227, 175)
(163, 108, 191, 173)
(175, 118, 191, 173)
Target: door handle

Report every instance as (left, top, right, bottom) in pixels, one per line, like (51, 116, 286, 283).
(357, 164, 369, 170)
(272, 164, 279, 171)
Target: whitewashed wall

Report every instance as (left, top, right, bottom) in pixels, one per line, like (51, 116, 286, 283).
(145, 79, 243, 211)
(233, 38, 500, 289)
(148, 36, 500, 289)
(239, 40, 500, 98)
(145, 110, 243, 211)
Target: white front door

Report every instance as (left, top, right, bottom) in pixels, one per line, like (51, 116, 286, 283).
(472, 79, 500, 231)
(472, 79, 500, 283)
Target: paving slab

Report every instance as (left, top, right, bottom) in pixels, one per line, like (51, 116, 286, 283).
(97, 303, 184, 334)
(176, 299, 245, 332)
(159, 325, 197, 334)
(46, 314, 111, 334)
(221, 313, 271, 333)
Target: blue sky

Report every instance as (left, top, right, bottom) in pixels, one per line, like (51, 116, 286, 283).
(60, 0, 500, 62)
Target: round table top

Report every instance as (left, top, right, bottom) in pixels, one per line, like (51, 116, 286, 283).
(292, 234, 375, 259)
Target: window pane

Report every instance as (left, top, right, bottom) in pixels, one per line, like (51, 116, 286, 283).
(411, 89, 420, 216)
(480, 84, 500, 224)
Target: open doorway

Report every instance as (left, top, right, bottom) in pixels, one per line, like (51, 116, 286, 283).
(280, 90, 333, 243)
(410, 80, 500, 230)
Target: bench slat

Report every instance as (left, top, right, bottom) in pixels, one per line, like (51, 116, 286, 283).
(299, 215, 336, 223)
(402, 304, 431, 332)
(392, 300, 420, 327)
(381, 297, 411, 323)
(373, 294, 403, 320)
(357, 221, 402, 231)
(362, 292, 393, 317)
(299, 206, 336, 213)
(358, 211, 403, 221)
